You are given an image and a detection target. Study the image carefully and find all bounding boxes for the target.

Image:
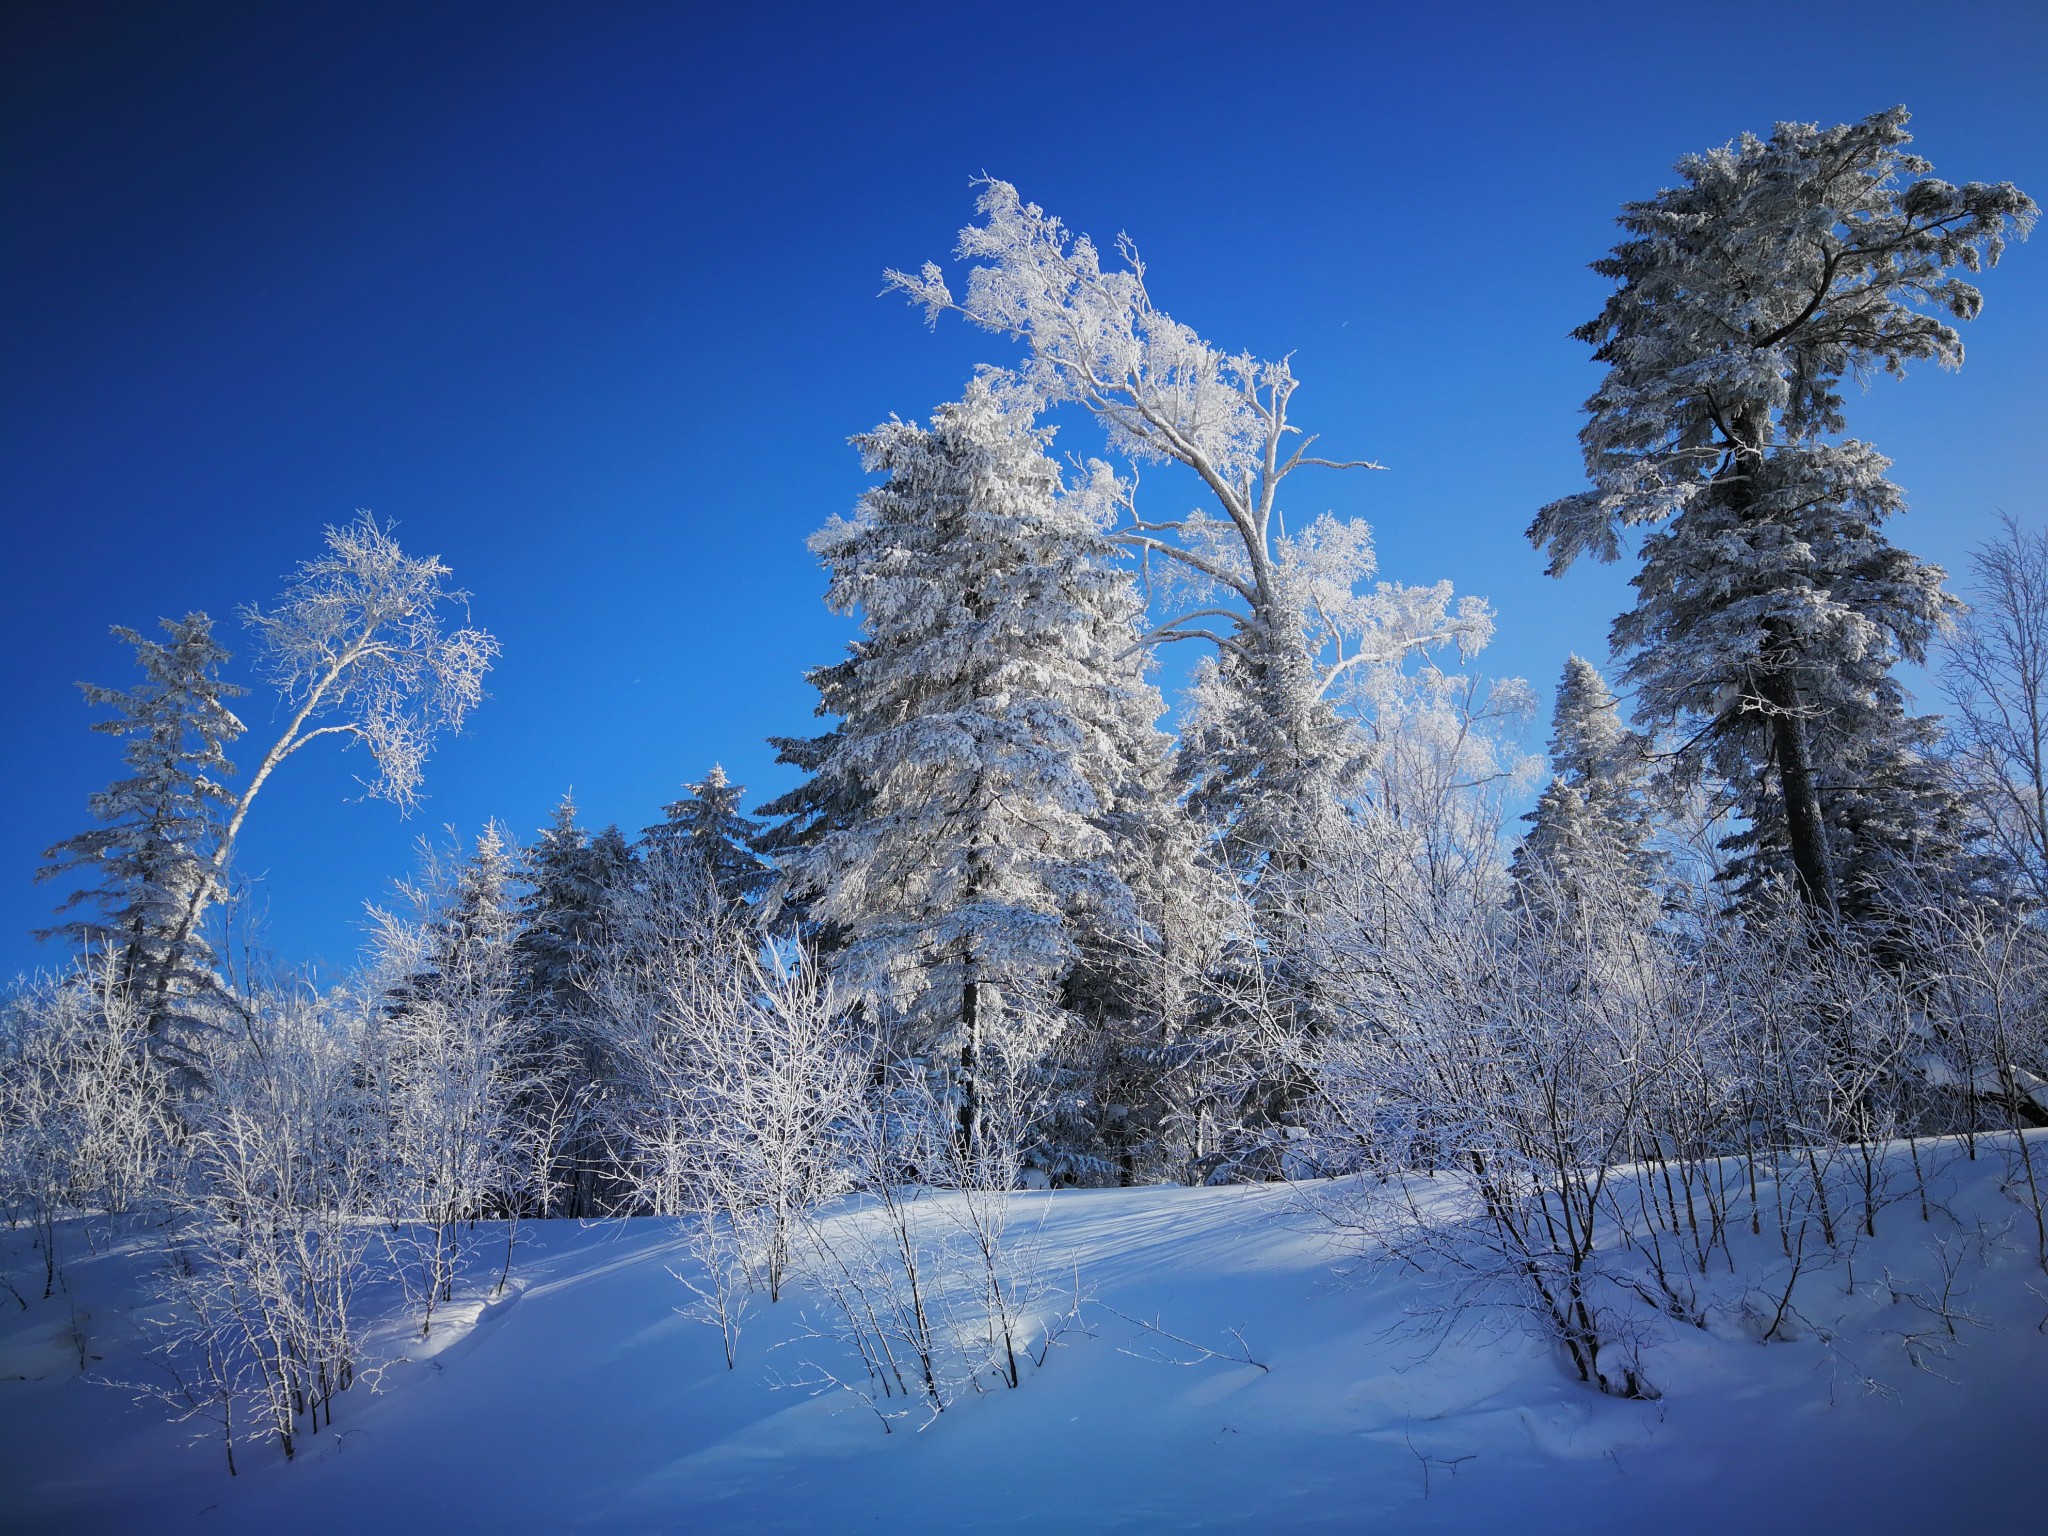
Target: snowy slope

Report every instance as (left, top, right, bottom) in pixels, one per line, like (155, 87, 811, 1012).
(5, 1144, 2048, 1535)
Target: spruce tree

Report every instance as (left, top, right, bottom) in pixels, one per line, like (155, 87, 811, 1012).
(384, 821, 523, 1019)
(512, 794, 635, 1212)
(1510, 656, 1658, 923)
(771, 382, 1169, 1154)
(1531, 108, 2033, 917)
(756, 673, 865, 952)
(642, 766, 770, 914)
(38, 614, 245, 1056)
(515, 794, 634, 1016)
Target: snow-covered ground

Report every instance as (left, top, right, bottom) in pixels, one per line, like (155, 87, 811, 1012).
(6, 1141, 2048, 1534)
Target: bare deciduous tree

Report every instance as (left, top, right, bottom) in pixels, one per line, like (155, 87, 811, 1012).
(152, 993, 373, 1469)
(1945, 513, 2048, 901)
(0, 961, 173, 1300)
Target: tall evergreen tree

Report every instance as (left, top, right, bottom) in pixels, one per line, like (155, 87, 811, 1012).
(512, 794, 635, 1212)
(756, 672, 865, 952)
(38, 615, 245, 1055)
(1510, 656, 1658, 923)
(1718, 713, 1987, 921)
(1531, 108, 2033, 917)
(515, 794, 634, 1016)
(642, 766, 771, 913)
(771, 382, 1169, 1152)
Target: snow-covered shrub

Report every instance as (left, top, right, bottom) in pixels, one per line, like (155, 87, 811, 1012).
(153, 991, 373, 1470)
(791, 1036, 1063, 1429)
(683, 947, 870, 1304)
(592, 920, 870, 1361)
(358, 825, 536, 1333)
(1901, 895, 2048, 1265)
(1287, 834, 2010, 1396)
(0, 961, 175, 1299)
(1295, 877, 1668, 1396)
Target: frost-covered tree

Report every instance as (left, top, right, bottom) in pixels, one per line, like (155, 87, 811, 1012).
(756, 689, 864, 952)
(1351, 661, 1540, 916)
(890, 182, 1493, 880)
(126, 516, 498, 1044)
(167, 988, 374, 1465)
(1510, 657, 1658, 923)
(364, 823, 532, 1325)
(1531, 108, 2033, 917)
(512, 795, 635, 1214)
(643, 766, 771, 914)
(771, 382, 1167, 1152)
(1724, 710, 1988, 927)
(606, 823, 744, 1008)
(577, 778, 782, 1212)
(515, 795, 633, 1019)
(38, 615, 245, 1054)
(1945, 514, 2048, 904)
(667, 947, 868, 1305)
(0, 963, 175, 1299)
(239, 515, 497, 819)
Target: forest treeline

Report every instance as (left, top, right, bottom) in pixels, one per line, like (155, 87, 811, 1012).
(7, 106, 2048, 1453)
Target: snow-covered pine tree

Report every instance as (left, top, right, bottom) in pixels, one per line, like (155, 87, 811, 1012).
(515, 794, 634, 1016)
(755, 674, 865, 952)
(771, 381, 1169, 1160)
(642, 766, 771, 914)
(38, 614, 245, 1060)
(1531, 108, 2033, 919)
(1510, 656, 1658, 924)
(512, 794, 636, 1213)
(1056, 759, 1237, 1183)
(1718, 712, 1988, 925)
(1175, 643, 1355, 887)
(377, 822, 523, 1039)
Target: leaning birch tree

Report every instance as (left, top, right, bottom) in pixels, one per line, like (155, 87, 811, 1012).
(146, 514, 498, 1035)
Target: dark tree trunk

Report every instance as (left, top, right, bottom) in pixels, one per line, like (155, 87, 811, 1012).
(957, 974, 980, 1161)
(1722, 409, 1838, 918)
(1757, 663, 1838, 916)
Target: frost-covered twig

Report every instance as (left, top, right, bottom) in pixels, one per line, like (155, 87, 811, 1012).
(1098, 1303, 1268, 1373)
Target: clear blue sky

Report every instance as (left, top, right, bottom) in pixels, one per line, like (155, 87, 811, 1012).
(4, 0, 2044, 980)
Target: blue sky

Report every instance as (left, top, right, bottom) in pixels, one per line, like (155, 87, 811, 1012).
(4, 0, 2044, 979)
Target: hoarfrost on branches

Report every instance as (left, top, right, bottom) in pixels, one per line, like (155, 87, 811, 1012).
(773, 381, 1168, 1144)
(1530, 107, 2033, 915)
(889, 183, 1502, 875)
(242, 512, 498, 816)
